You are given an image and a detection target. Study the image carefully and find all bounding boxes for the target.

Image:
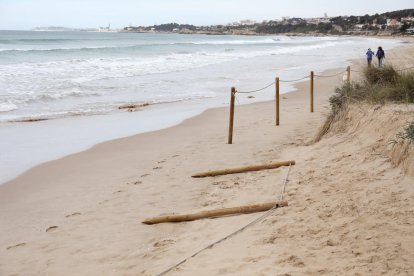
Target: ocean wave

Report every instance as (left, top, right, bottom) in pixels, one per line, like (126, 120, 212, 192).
(5, 110, 106, 123)
(0, 39, 348, 102)
(191, 37, 292, 45)
(0, 45, 129, 53)
(0, 38, 77, 44)
(1, 93, 217, 123)
(0, 102, 18, 112)
(0, 36, 299, 53)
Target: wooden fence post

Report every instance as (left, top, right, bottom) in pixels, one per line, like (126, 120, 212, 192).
(310, 71, 314, 113)
(276, 77, 280, 126)
(347, 66, 351, 83)
(228, 87, 236, 144)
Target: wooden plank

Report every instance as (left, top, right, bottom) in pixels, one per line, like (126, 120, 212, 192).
(192, 160, 295, 178)
(142, 201, 288, 225)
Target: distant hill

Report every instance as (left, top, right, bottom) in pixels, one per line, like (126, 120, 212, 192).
(126, 9, 414, 35)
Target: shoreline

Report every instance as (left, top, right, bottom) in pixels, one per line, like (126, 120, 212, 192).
(0, 57, 352, 186)
(0, 35, 412, 185)
(0, 35, 408, 186)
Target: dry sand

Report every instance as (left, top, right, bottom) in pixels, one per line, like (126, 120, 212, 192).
(1, 39, 414, 276)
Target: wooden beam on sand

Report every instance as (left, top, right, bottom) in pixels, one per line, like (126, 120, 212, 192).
(142, 201, 288, 225)
(191, 160, 295, 178)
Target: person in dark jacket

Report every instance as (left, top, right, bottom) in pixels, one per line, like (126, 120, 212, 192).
(376, 46, 385, 67)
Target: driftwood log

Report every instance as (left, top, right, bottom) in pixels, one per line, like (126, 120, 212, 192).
(191, 160, 295, 178)
(142, 200, 288, 225)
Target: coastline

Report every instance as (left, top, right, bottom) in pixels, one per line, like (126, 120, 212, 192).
(0, 39, 413, 275)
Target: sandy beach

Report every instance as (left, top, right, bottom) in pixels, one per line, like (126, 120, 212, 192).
(1, 39, 414, 276)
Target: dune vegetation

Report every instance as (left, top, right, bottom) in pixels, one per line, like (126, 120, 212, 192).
(315, 66, 414, 142)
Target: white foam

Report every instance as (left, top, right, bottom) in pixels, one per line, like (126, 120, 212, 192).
(0, 102, 18, 112)
(0, 35, 403, 124)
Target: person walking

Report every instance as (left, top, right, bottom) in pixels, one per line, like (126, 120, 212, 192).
(376, 46, 385, 67)
(366, 48, 375, 67)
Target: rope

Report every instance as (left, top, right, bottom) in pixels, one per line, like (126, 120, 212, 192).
(233, 65, 413, 96)
(314, 70, 346, 78)
(156, 162, 294, 276)
(280, 163, 292, 201)
(236, 81, 275, 94)
(235, 68, 349, 94)
(232, 64, 414, 96)
(235, 95, 241, 106)
(279, 75, 309, 83)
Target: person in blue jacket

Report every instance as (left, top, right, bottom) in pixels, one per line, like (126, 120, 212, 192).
(366, 48, 375, 67)
(376, 46, 385, 67)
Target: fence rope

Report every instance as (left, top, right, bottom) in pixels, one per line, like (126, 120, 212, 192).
(279, 75, 309, 83)
(236, 81, 275, 94)
(314, 70, 346, 78)
(155, 163, 294, 276)
(235, 94, 241, 106)
(233, 65, 413, 96)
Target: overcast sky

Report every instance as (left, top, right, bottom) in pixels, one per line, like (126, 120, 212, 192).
(0, 0, 413, 30)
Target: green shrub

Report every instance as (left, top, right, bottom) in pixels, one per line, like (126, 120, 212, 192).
(314, 66, 414, 142)
(336, 66, 414, 104)
(363, 66, 399, 85)
(404, 122, 414, 142)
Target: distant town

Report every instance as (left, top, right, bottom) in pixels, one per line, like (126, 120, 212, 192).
(33, 9, 414, 35)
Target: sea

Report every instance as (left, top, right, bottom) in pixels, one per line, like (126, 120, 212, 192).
(0, 30, 403, 183)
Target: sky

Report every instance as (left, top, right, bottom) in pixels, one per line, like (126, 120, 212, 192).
(0, 0, 413, 30)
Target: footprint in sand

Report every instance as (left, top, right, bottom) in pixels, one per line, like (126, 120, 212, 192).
(152, 166, 162, 170)
(278, 255, 305, 268)
(243, 256, 266, 263)
(127, 180, 142, 185)
(202, 200, 221, 207)
(219, 184, 233, 190)
(46, 226, 58, 232)
(326, 239, 337, 246)
(141, 174, 150, 178)
(99, 199, 110, 205)
(212, 181, 226, 186)
(65, 212, 81, 218)
(6, 242, 26, 250)
(153, 239, 175, 248)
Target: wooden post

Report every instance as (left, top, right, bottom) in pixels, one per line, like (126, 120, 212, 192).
(192, 160, 295, 178)
(142, 201, 288, 225)
(347, 66, 351, 83)
(310, 71, 314, 113)
(228, 87, 236, 144)
(276, 77, 280, 126)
